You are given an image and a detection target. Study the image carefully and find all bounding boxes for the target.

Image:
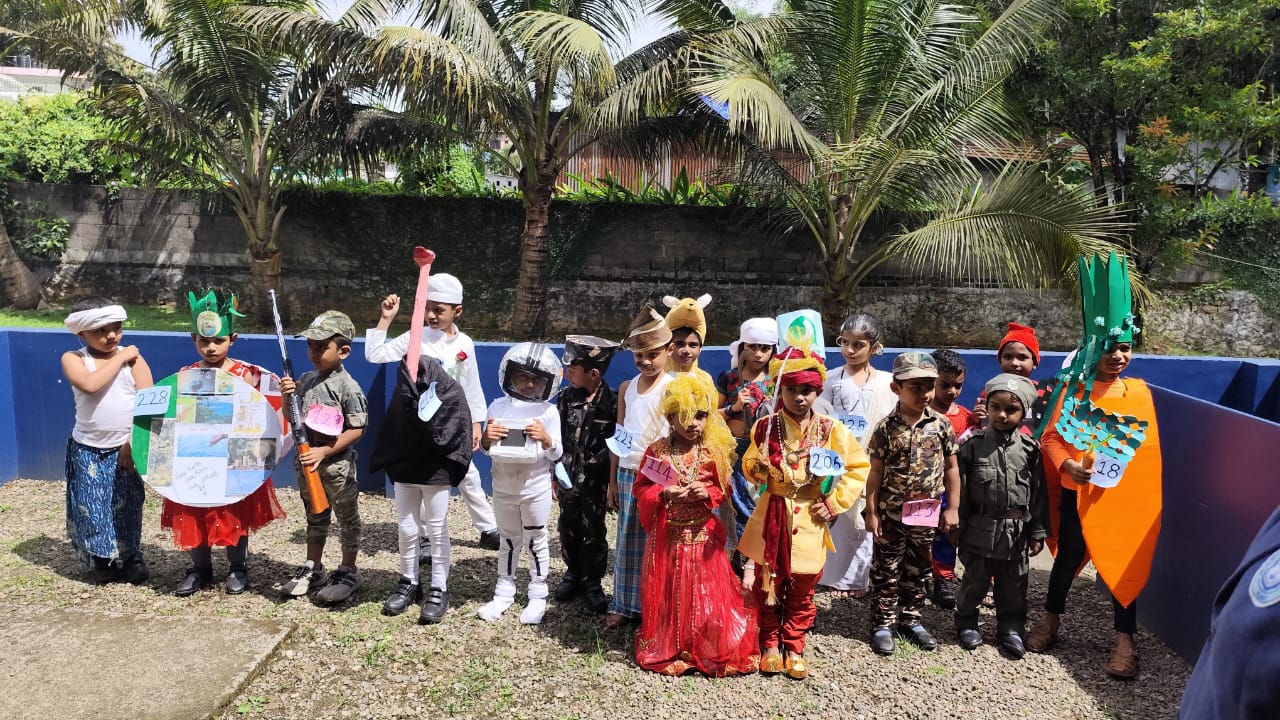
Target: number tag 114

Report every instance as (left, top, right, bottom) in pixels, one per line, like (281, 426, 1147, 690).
(808, 447, 844, 476)
(1089, 452, 1128, 488)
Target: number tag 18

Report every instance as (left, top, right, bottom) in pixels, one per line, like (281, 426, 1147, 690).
(808, 447, 845, 476)
(1089, 452, 1128, 488)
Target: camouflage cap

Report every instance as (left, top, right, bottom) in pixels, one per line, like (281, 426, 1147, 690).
(297, 310, 355, 341)
(892, 351, 938, 381)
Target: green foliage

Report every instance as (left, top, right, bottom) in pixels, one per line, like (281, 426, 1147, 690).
(2, 198, 69, 260)
(555, 168, 745, 206)
(0, 94, 133, 185)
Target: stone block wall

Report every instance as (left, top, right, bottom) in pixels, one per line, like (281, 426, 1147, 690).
(9, 182, 1279, 356)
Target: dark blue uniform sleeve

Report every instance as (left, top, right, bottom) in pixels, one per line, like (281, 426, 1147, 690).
(1179, 505, 1280, 719)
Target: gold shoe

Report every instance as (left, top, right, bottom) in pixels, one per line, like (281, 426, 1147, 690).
(784, 653, 808, 680)
(760, 648, 784, 674)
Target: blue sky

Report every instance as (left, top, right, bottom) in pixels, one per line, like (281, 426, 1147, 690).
(117, 0, 775, 65)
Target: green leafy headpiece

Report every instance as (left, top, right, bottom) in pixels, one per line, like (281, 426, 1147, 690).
(1035, 252, 1147, 461)
(187, 288, 245, 338)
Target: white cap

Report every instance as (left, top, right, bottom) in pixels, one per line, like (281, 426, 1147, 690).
(428, 273, 464, 304)
(729, 317, 780, 367)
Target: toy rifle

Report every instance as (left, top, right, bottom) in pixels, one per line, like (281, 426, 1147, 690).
(268, 290, 329, 514)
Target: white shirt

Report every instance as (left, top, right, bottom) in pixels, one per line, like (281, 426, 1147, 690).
(71, 347, 136, 449)
(820, 366, 896, 445)
(483, 396, 563, 495)
(620, 373, 674, 470)
(365, 326, 486, 422)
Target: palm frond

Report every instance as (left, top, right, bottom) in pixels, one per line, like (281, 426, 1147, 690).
(504, 11, 616, 94)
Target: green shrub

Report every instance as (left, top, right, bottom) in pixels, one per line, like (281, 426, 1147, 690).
(0, 93, 133, 185)
(3, 198, 70, 260)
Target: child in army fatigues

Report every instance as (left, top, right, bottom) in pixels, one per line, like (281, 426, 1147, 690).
(953, 374, 1049, 658)
(865, 352, 961, 655)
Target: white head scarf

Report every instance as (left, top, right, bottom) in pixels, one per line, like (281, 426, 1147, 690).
(729, 317, 779, 369)
(65, 305, 128, 334)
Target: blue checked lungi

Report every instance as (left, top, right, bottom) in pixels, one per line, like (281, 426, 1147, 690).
(610, 467, 646, 617)
(65, 438, 145, 566)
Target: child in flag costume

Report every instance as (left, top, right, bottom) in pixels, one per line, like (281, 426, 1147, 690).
(1027, 252, 1162, 681)
(163, 289, 287, 596)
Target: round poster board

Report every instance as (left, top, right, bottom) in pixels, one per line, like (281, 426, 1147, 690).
(131, 367, 284, 507)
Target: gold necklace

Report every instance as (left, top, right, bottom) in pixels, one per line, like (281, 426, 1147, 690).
(667, 440, 701, 485)
(776, 414, 820, 470)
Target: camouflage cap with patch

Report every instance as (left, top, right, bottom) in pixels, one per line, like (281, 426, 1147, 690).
(297, 310, 355, 341)
(892, 351, 938, 381)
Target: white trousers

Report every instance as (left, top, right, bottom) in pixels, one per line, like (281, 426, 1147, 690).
(395, 482, 450, 590)
(457, 461, 497, 533)
(491, 482, 552, 600)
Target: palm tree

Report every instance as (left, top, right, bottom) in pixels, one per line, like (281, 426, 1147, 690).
(690, 0, 1141, 326)
(8, 0, 435, 322)
(243, 0, 745, 335)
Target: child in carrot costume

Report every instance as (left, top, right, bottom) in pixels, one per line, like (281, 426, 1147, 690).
(738, 346, 870, 679)
(1027, 251, 1162, 682)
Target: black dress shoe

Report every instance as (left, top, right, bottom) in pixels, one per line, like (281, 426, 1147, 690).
(998, 631, 1026, 659)
(931, 578, 957, 609)
(91, 556, 123, 585)
(383, 577, 421, 616)
(553, 576, 580, 602)
(957, 628, 983, 651)
(175, 566, 212, 597)
(479, 530, 501, 551)
(899, 622, 938, 651)
(123, 557, 150, 585)
(870, 626, 896, 656)
(419, 587, 450, 624)
(226, 566, 250, 595)
(584, 583, 609, 614)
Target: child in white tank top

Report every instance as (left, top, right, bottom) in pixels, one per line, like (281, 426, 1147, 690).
(60, 298, 154, 585)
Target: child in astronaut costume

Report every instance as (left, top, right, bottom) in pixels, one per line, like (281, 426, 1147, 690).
(479, 343, 565, 624)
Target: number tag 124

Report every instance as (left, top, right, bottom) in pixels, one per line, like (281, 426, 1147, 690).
(808, 447, 845, 476)
(1089, 452, 1128, 488)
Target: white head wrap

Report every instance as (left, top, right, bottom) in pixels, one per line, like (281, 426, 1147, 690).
(729, 317, 780, 368)
(65, 305, 128, 334)
(428, 273, 464, 304)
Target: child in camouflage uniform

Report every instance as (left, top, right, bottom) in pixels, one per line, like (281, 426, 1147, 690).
(953, 374, 1049, 659)
(865, 352, 961, 655)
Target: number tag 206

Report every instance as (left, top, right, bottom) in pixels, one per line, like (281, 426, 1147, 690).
(808, 447, 844, 476)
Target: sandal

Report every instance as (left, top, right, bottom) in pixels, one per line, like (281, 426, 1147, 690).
(1025, 615, 1059, 653)
(1106, 641, 1139, 680)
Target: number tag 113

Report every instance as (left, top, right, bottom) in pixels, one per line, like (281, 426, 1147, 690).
(808, 447, 845, 476)
(1089, 452, 1128, 488)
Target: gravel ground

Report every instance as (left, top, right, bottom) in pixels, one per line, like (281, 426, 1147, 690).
(0, 479, 1189, 720)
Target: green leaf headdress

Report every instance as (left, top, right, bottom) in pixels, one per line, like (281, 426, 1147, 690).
(187, 288, 245, 338)
(1037, 252, 1147, 461)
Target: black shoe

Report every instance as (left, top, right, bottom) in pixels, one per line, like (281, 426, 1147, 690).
(479, 530, 501, 551)
(870, 625, 895, 656)
(123, 557, 150, 585)
(931, 577, 957, 609)
(226, 566, 249, 595)
(584, 583, 609, 614)
(957, 628, 983, 651)
(419, 586, 450, 624)
(998, 631, 1026, 659)
(383, 577, 421, 616)
(175, 566, 212, 596)
(91, 556, 123, 585)
(898, 622, 937, 651)
(553, 576, 580, 602)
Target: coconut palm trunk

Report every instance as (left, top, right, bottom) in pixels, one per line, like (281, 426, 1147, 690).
(511, 171, 556, 335)
(0, 209, 42, 310)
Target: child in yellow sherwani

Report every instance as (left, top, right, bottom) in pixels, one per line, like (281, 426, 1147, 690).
(739, 346, 870, 679)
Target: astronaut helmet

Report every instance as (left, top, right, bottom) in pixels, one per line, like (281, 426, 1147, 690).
(498, 342, 563, 403)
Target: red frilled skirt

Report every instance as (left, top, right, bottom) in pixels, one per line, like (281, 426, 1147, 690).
(160, 482, 285, 549)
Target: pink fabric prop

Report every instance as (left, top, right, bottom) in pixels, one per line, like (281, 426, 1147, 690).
(406, 246, 437, 383)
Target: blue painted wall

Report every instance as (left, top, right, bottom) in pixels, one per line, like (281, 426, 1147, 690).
(1142, 386, 1280, 661)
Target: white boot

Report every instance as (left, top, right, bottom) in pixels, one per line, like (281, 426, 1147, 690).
(520, 598, 547, 625)
(478, 596, 515, 622)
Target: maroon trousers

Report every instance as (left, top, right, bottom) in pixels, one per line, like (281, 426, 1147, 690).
(753, 571, 821, 654)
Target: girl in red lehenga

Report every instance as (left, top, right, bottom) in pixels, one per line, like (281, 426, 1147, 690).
(634, 374, 760, 677)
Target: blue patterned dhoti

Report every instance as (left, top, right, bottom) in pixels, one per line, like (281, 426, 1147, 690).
(65, 438, 145, 566)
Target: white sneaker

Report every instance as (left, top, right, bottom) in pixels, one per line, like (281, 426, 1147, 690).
(520, 598, 547, 625)
(477, 596, 514, 622)
(281, 560, 323, 597)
